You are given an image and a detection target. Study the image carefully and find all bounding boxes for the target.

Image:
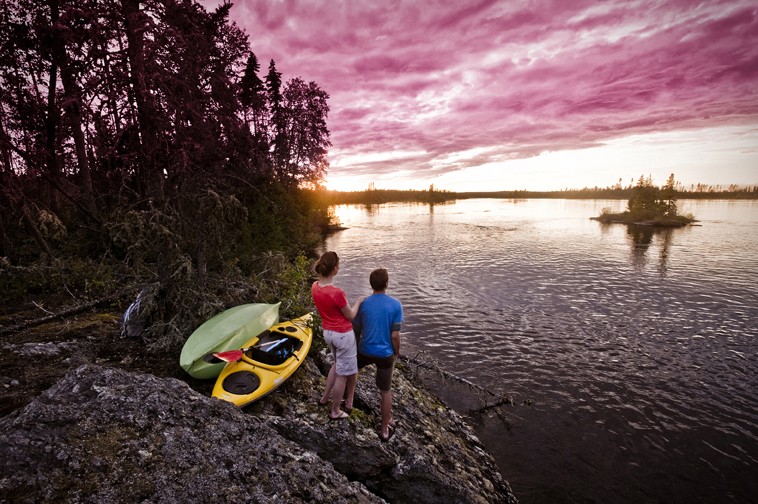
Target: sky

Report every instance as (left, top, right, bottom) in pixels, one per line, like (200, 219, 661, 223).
(201, 0, 758, 192)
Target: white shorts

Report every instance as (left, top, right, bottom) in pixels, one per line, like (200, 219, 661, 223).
(323, 329, 358, 376)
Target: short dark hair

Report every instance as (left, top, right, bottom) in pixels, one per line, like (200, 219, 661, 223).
(369, 268, 388, 291)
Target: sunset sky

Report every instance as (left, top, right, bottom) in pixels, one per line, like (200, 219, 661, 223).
(202, 0, 758, 192)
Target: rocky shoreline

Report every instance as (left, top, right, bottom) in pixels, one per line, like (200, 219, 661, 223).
(0, 310, 518, 503)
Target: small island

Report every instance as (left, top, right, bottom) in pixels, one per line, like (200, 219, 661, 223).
(591, 174, 696, 227)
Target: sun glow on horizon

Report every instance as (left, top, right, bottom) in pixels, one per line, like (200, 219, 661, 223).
(325, 125, 758, 192)
(200, 0, 758, 196)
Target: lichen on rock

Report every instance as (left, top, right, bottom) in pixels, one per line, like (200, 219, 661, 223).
(0, 348, 518, 503)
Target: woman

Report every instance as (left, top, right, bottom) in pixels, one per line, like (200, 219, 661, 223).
(311, 251, 364, 420)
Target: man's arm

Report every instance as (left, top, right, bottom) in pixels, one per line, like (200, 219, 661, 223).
(391, 330, 400, 356)
(352, 309, 362, 338)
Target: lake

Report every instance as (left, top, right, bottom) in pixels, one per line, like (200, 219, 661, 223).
(322, 198, 757, 504)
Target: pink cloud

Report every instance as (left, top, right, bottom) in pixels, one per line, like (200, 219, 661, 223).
(201, 0, 758, 185)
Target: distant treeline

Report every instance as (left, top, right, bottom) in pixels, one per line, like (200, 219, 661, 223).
(318, 189, 451, 205)
(318, 185, 758, 205)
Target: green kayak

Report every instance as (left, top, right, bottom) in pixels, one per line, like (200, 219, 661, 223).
(180, 302, 280, 379)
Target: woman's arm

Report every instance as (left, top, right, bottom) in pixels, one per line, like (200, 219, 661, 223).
(340, 295, 365, 321)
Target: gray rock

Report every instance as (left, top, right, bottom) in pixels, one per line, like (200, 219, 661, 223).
(2, 341, 80, 358)
(0, 350, 517, 504)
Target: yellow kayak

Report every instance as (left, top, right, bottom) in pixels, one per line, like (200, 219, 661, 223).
(212, 313, 313, 407)
(179, 303, 280, 379)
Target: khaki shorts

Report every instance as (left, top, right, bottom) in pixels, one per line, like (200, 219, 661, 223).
(324, 329, 358, 376)
(358, 353, 396, 391)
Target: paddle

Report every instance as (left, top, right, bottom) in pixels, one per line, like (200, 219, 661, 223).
(202, 338, 288, 364)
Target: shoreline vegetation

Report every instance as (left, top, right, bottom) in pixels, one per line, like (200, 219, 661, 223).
(316, 174, 754, 229)
(316, 184, 758, 206)
(590, 212, 695, 227)
(589, 174, 697, 228)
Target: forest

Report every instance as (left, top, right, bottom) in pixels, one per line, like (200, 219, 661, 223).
(2, 2, 755, 348)
(1, 0, 332, 349)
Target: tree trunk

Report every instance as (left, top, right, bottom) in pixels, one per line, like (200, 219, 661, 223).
(45, 0, 62, 213)
(21, 203, 54, 259)
(121, 0, 163, 202)
(0, 118, 13, 258)
(60, 60, 97, 213)
(0, 212, 12, 259)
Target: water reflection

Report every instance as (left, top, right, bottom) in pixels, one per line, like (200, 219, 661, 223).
(324, 198, 758, 504)
(658, 228, 673, 277)
(627, 224, 654, 272)
(627, 223, 655, 246)
(625, 224, 674, 276)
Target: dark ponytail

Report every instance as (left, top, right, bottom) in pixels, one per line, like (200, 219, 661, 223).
(314, 251, 339, 277)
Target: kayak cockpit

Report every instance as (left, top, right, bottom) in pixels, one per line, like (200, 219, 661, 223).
(243, 330, 304, 367)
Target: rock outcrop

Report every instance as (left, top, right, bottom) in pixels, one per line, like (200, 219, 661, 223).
(0, 349, 517, 503)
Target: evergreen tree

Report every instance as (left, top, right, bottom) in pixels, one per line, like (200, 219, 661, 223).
(627, 174, 680, 220)
(0, 0, 332, 266)
(627, 175, 659, 220)
(280, 77, 331, 186)
(660, 173, 678, 216)
(238, 52, 270, 177)
(266, 59, 288, 181)
(239, 52, 267, 135)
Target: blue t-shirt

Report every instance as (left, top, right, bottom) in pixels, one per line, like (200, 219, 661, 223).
(354, 293, 403, 358)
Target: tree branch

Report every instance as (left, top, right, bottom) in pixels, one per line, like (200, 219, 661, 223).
(0, 287, 138, 337)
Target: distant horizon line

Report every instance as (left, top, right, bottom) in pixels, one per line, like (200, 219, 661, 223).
(320, 185, 758, 194)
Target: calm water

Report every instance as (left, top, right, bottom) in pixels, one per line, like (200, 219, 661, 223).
(322, 199, 758, 504)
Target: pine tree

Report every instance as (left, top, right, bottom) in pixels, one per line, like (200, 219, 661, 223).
(660, 173, 678, 217)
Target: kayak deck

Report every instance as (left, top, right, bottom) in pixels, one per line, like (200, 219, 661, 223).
(180, 303, 280, 379)
(212, 314, 313, 407)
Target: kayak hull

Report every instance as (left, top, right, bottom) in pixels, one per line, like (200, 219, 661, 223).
(180, 303, 281, 379)
(212, 313, 313, 407)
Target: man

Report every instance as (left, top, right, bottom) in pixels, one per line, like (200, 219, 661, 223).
(353, 268, 403, 442)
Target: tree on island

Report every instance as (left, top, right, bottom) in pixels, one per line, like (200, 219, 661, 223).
(594, 174, 695, 226)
